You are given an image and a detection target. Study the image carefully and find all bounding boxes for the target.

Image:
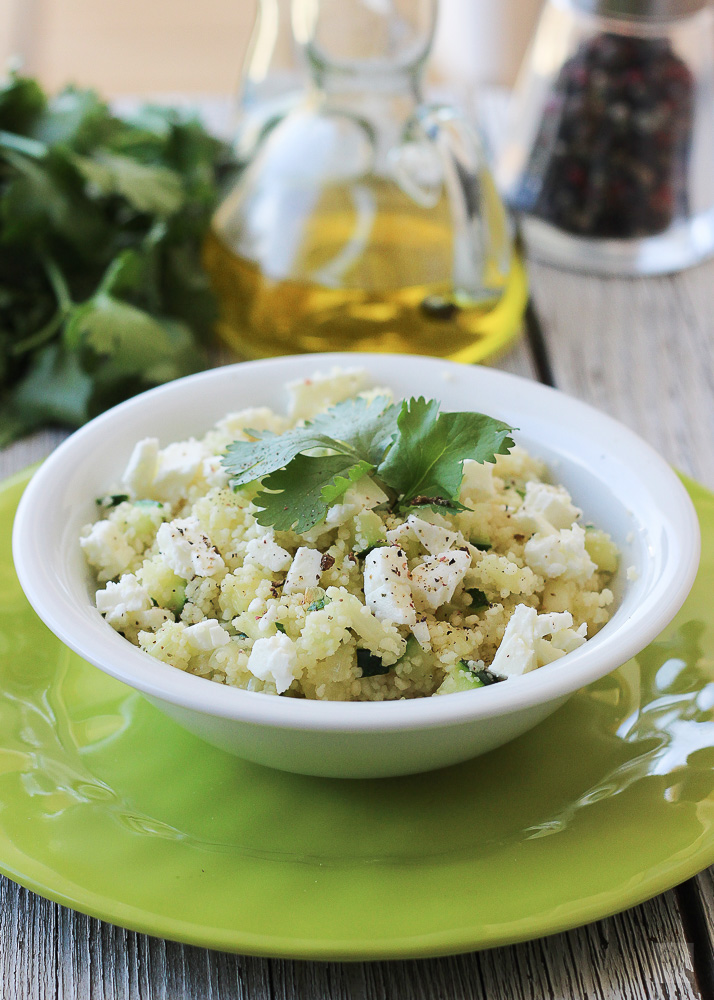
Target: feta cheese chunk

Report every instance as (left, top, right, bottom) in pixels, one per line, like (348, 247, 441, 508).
(325, 503, 355, 527)
(364, 547, 416, 626)
(157, 516, 225, 579)
(122, 437, 159, 499)
(247, 633, 299, 693)
(122, 437, 212, 504)
(517, 482, 582, 533)
(283, 547, 323, 595)
(408, 515, 461, 555)
(321, 477, 388, 528)
(385, 520, 413, 546)
(287, 367, 368, 421)
(201, 455, 230, 490)
(215, 406, 286, 439)
(184, 618, 231, 652)
(524, 524, 596, 583)
(244, 531, 291, 572)
(80, 520, 136, 581)
(385, 514, 462, 553)
(491, 605, 588, 677)
(550, 620, 587, 654)
(152, 439, 210, 504)
(490, 604, 538, 677)
(342, 475, 389, 511)
(95, 573, 170, 633)
(96, 573, 152, 624)
(410, 549, 471, 611)
(411, 619, 432, 650)
(459, 459, 496, 502)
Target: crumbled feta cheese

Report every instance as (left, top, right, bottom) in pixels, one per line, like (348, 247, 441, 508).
(534, 610, 575, 637)
(364, 547, 416, 626)
(215, 407, 286, 439)
(157, 516, 225, 579)
(183, 618, 231, 651)
(287, 367, 369, 421)
(385, 514, 462, 553)
(342, 475, 389, 511)
(411, 619, 432, 650)
(244, 531, 291, 572)
(410, 549, 471, 611)
(492, 604, 587, 676)
(459, 459, 496, 502)
(627, 565, 639, 581)
(96, 573, 152, 624)
(121, 437, 159, 499)
(80, 520, 136, 581)
(385, 521, 413, 546)
(550, 621, 587, 653)
(524, 524, 596, 583)
(95, 573, 171, 633)
(325, 503, 356, 527)
(201, 455, 230, 490)
(407, 515, 461, 555)
(152, 439, 211, 503)
(490, 604, 538, 677)
(283, 546, 323, 595)
(247, 633, 299, 693)
(535, 640, 567, 666)
(257, 604, 283, 633)
(516, 482, 581, 533)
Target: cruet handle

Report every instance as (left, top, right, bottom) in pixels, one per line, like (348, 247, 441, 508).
(391, 104, 513, 302)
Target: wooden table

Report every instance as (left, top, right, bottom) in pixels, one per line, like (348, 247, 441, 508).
(2, 258, 714, 998)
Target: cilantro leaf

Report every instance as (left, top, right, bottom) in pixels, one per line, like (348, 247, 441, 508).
(308, 394, 399, 467)
(223, 395, 396, 489)
(225, 392, 514, 532)
(0, 72, 229, 444)
(377, 397, 514, 511)
(253, 454, 374, 533)
(320, 459, 374, 504)
(72, 151, 185, 216)
(4, 342, 93, 437)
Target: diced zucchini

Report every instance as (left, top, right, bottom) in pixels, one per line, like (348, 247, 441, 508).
(356, 648, 391, 677)
(353, 509, 386, 555)
(584, 529, 619, 574)
(466, 588, 489, 610)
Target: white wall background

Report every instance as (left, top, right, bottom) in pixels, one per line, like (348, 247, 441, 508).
(0, 0, 543, 95)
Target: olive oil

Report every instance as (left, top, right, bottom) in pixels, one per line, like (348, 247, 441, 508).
(205, 182, 528, 363)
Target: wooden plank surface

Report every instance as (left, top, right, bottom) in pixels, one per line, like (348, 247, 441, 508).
(0, 875, 701, 999)
(528, 259, 714, 489)
(2, 269, 712, 996)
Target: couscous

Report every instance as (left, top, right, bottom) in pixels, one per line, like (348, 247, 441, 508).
(80, 368, 618, 700)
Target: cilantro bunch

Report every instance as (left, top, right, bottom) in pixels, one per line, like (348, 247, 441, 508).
(0, 73, 232, 444)
(223, 395, 515, 531)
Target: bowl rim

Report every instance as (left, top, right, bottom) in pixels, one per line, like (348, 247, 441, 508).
(12, 352, 701, 732)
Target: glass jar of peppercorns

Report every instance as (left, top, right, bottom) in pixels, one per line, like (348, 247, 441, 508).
(497, 0, 714, 274)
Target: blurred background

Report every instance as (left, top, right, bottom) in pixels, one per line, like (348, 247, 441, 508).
(0, 0, 543, 96)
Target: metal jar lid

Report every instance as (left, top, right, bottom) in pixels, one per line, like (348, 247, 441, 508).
(573, 0, 709, 19)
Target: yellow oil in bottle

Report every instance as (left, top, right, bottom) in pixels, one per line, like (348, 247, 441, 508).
(204, 180, 528, 363)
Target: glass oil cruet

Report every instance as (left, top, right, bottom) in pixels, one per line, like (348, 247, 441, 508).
(205, 0, 528, 361)
(233, 0, 305, 168)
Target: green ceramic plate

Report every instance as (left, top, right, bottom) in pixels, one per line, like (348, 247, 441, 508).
(2, 468, 714, 961)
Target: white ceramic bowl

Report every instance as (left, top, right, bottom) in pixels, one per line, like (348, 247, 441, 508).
(12, 354, 701, 778)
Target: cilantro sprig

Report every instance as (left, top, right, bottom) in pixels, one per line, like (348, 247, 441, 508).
(0, 73, 233, 444)
(222, 394, 514, 532)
